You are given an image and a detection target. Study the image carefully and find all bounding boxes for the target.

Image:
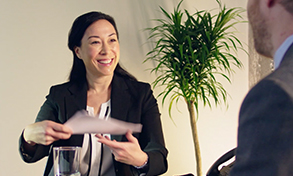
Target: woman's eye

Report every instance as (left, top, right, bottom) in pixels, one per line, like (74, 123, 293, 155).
(91, 41, 100, 44)
(110, 38, 117, 42)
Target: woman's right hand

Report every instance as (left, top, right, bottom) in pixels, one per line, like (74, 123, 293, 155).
(23, 120, 73, 146)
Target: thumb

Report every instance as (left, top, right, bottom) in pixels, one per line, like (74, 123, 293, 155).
(125, 130, 137, 143)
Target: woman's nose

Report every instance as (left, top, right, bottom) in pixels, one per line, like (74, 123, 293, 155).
(100, 42, 110, 54)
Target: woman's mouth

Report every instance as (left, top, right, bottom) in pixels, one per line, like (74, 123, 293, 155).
(98, 59, 113, 65)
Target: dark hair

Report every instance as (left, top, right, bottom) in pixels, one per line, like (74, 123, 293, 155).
(280, 0, 293, 15)
(67, 11, 136, 84)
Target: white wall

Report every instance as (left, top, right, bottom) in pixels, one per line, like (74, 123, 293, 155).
(0, 0, 248, 175)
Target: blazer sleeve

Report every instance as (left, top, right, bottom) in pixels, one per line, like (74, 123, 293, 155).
(19, 87, 60, 163)
(230, 79, 293, 176)
(136, 83, 168, 176)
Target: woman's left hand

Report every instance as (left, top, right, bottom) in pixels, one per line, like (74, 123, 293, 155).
(96, 130, 148, 167)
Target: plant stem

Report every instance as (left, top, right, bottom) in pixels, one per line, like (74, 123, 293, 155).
(187, 101, 202, 176)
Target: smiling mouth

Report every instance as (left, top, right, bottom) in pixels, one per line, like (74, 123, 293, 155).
(98, 59, 113, 64)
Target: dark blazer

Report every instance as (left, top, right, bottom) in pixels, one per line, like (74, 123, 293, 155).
(19, 74, 168, 176)
(230, 44, 293, 176)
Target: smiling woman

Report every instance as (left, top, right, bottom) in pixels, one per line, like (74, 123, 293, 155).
(18, 11, 168, 176)
(75, 19, 120, 79)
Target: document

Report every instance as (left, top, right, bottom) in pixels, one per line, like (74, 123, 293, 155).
(64, 110, 142, 134)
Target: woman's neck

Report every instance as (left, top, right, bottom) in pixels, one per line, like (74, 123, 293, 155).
(86, 73, 112, 115)
(86, 73, 113, 93)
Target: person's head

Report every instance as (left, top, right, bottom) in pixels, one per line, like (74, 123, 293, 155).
(68, 11, 136, 84)
(247, 0, 273, 58)
(247, 0, 293, 58)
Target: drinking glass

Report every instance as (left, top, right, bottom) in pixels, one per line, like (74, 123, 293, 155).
(53, 146, 81, 176)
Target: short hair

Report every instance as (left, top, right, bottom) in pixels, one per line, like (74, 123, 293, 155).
(280, 0, 293, 14)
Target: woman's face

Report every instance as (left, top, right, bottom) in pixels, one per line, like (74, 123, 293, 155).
(75, 19, 120, 78)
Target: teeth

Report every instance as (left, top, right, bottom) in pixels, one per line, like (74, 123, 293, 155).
(98, 59, 111, 64)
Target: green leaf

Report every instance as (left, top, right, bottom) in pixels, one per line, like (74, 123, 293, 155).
(144, 0, 247, 120)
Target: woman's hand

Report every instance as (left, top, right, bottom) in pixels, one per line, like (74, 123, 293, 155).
(96, 130, 148, 167)
(23, 120, 73, 146)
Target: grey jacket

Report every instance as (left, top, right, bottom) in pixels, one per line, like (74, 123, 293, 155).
(230, 44, 293, 176)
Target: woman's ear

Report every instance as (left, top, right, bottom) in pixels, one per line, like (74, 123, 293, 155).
(74, 46, 82, 59)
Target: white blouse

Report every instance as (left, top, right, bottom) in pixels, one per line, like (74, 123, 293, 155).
(79, 100, 115, 176)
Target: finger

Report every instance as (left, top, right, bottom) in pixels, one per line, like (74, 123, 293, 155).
(40, 135, 57, 145)
(105, 135, 111, 140)
(95, 134, 103, 138)
(48, 121, 72, 139)
(50, 122, 72, 134)
(45, 127, 71, 140)
(113, 153, 125, 163)
(98, 138, 121, 149)
(95, 134, 111, 141)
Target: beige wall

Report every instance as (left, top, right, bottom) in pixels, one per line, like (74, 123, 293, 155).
(0, 0, 248, 175)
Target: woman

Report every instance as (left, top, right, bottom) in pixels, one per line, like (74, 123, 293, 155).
(19, 11, 168, 176)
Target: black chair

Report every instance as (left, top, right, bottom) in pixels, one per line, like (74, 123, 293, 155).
(206, 148, 236, 176)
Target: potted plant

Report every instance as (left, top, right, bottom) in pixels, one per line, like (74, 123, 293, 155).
(144, 0, 246, 175)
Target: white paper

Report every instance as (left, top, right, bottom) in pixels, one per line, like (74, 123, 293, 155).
(64, 110, 142, 135)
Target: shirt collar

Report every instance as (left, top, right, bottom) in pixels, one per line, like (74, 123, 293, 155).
(274, 34, 293, 69)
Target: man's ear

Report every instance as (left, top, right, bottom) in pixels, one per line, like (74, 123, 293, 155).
(74, 47, 82, 59)
(267, 0, 278, 8)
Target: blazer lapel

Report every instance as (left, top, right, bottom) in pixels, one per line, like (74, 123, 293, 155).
(65, 82, 88, 119)
(64, 82, 88, 146)
(111, 75, 132, 141)
(63, 77, 132, 142)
